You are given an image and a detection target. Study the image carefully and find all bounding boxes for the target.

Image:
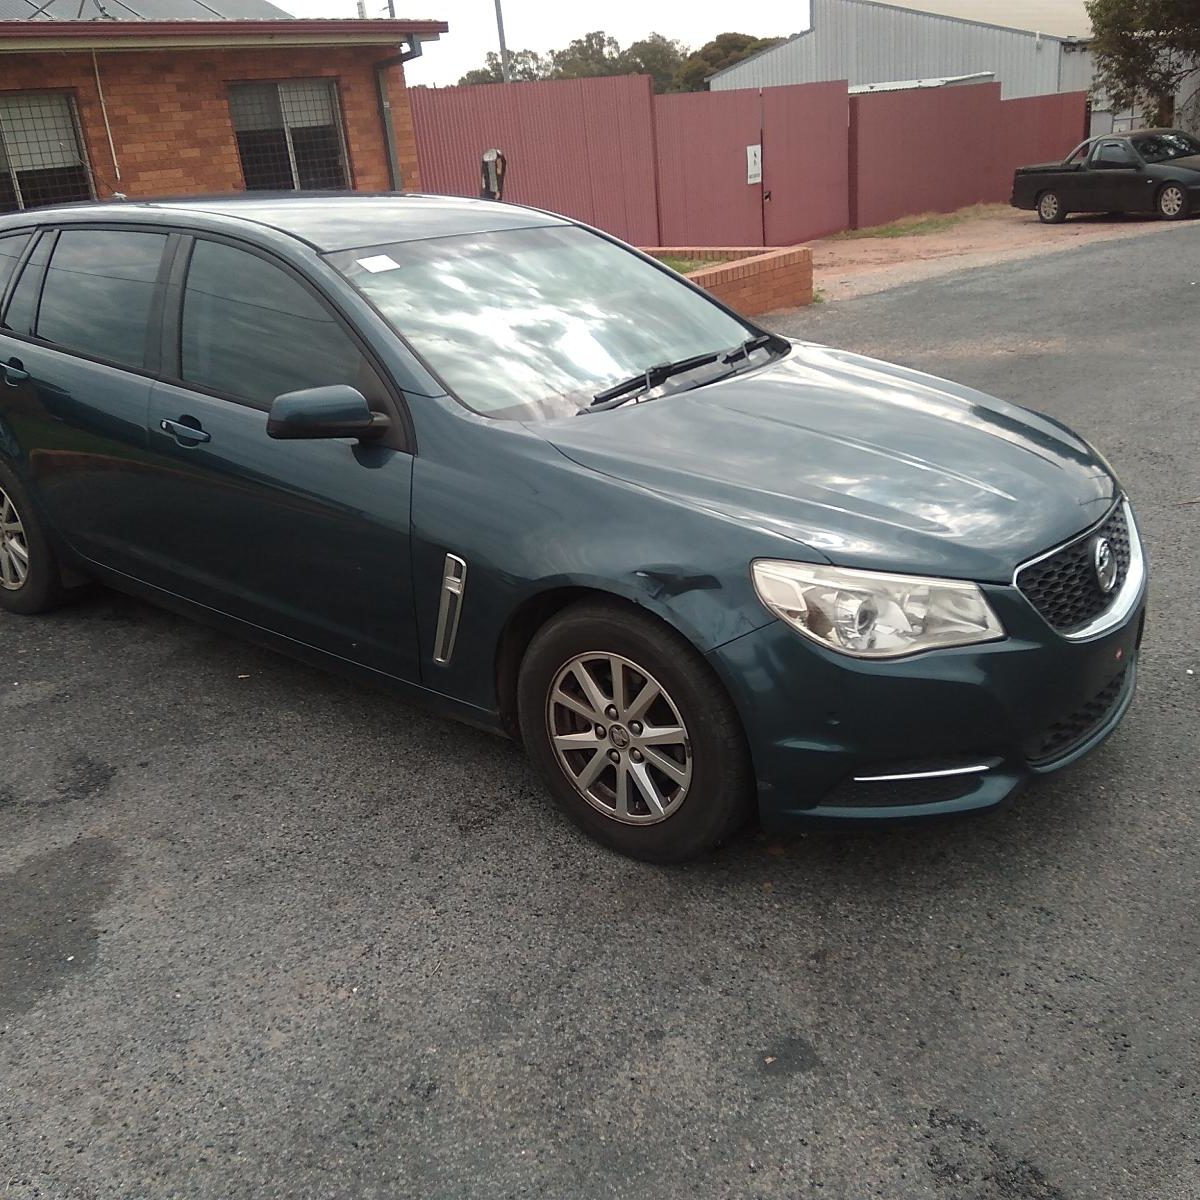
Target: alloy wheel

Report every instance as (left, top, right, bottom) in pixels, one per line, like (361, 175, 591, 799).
(546, 652, 692, 825)
(1160, 185, 1185, 218)
(0, 486, 29, 591)
(1039, 193, 1060, 221)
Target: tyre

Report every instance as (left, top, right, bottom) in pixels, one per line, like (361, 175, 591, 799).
(1157, 183, 1189, 220)
(517, 599, 754, 862)
(1037, 190, 1067, 224)
(0, 461, 68, 615)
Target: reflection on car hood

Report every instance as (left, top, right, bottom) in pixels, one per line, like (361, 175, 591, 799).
(1165, 154, 1200, 173)
(535, 342, 1117, 582)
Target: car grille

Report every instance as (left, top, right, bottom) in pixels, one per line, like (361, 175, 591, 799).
(1016, 503, 1131, 633)
(1025, 667, 1129, 765)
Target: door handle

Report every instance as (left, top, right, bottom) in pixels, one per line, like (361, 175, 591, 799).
(160, 417, 211, 445)
(3, 359, 29, 386)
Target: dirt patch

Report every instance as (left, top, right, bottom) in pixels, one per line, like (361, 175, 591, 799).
(811, 204, 1188, 300)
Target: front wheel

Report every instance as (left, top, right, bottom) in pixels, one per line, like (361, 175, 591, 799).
(1157, 183, 1189, 220)
(517, 599, 754, 862)
(1037, 190, 1067, 224)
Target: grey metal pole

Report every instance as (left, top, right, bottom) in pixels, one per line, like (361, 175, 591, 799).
(493, 0, 512, 82)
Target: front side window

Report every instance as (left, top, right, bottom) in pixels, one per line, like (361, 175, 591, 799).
(328, 225, 758, 421)
(228, 81, 349, 192)
(37, 229, 166, 369)
(1130, 131, 1200, 164)
(0, 93, 93, 213)
(180, 239, 372, 407)
(1093, 141, 1135, 168)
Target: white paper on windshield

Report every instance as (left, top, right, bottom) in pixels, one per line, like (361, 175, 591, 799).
(356, 254, 400, 274)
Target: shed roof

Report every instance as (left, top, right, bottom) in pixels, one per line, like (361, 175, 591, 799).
(0, 0, 290, 19)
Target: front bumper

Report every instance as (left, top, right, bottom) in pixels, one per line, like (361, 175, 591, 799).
(708, 572, 1147, 830)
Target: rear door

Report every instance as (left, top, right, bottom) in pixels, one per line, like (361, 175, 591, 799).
(0, 225, 168, 575)
(136, 234, 419, 681)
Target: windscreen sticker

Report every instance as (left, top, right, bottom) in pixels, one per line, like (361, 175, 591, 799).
(356, 254, 401, 274)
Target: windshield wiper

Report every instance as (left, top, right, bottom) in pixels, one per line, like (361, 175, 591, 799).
(581, 334, 780, 414)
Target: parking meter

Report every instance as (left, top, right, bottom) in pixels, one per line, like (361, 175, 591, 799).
(480, 148, 507, 201)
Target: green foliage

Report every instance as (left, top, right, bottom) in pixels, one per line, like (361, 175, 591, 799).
(457, 48, 551, 85)
(673, 32, 787, 92)
(455, 29, 781, 95)
(1085, 0, 1200, 126)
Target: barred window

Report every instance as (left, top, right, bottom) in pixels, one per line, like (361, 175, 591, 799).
(0, 93, 94, 214)
(228, 80, 350, 192)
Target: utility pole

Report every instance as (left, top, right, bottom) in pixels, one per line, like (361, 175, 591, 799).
(493, 0, 512, 82)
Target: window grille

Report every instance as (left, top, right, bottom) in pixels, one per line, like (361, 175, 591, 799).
(0, 93, 94, 214)
(228, 80, 350, 192)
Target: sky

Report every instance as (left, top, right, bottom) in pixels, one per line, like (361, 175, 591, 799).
(279, 0, 1091, 87)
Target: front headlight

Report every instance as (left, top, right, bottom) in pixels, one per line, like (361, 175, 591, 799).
(751, 560, 1005, 659)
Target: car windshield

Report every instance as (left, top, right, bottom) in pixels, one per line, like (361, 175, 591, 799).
(326, 225, 759, 421)
(1130, 131, 1200, 163)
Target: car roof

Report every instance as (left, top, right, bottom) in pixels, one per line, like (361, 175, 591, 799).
(0, 192, 571, 252)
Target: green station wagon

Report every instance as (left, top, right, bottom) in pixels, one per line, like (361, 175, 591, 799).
(0, 195, 1147, 861)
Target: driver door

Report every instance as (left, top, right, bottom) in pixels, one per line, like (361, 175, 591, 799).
(1085, 140, 1148, 212)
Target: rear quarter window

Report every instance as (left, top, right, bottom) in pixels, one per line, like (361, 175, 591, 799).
(0, 232, 30, 307)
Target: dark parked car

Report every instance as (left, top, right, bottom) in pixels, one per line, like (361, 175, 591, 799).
(0, 196, 1147, 861)
(1013, 128, 1200, 223)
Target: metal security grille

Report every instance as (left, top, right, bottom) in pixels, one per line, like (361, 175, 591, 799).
(0, 93, 94, 214)
(229, 80, 350, 192)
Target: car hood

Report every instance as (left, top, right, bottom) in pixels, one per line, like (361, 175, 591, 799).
(533, 342, 1116, 582)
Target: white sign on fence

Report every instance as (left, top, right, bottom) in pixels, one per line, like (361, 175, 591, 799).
(746, 143, 762, 185)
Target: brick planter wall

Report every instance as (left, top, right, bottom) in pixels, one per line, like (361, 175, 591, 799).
(1, 46, 419, 201)
(645, 246, 814, 316)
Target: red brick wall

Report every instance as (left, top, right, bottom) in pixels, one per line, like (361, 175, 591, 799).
(687, 247, 814, 316)
(0, 46, 419, 200)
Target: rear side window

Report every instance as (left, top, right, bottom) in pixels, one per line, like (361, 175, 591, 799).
(0, 232, 30, 303)
(37, 229, 167, 369)
(180, 239, 372, 408)
(1, 231, 50, 336)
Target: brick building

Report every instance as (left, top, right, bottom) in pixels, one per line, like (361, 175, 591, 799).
(0, 3, 447, 213)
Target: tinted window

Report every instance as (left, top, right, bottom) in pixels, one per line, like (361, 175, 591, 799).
(37, 229, 166, 368)
(1, 231, 50, 336)
(0, 232, 29, 302)
(1130, 131, 1200, 163)
(1094, 142, 1134, 167)
(328, 225, 757, 421)
(181, 239, 370, 407)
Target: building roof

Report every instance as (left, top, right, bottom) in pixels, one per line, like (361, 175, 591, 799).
(848, 71, 994, 93)
(0, 0, 291, 19)
(0, 15, 447, 50)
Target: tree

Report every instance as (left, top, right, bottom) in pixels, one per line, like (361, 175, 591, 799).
(1085, 0, 1200, 126)
(457, 48, 550, 86)
(672, 32, 787, 92)
(619, 33, 690, 94)
(549, 31, 624, 79)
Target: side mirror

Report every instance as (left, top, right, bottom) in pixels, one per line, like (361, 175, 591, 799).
(266, 386, 389, 441)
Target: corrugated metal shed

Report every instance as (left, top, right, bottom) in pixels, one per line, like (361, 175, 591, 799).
(710, 0, 1092, 100)
(0, 0, 291, 21)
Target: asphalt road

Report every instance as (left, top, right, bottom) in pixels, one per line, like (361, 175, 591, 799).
(3, 225, 1199, 1200)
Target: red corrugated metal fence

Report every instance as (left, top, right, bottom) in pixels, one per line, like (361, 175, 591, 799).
(410, 77, 1089, 246)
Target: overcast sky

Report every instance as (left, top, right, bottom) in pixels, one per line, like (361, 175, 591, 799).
(280, 0, 1090, 86)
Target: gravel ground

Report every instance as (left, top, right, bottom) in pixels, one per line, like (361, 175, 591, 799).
(811, 206, 1190, 300)
(2, 227, 1199, 1200)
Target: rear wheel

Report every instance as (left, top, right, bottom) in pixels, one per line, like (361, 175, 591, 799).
(517, 599, 754, 862)
(1157, 183, 1189, 220)
(1037, 190, 1067, 224)
(0, 462, 69, 615)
